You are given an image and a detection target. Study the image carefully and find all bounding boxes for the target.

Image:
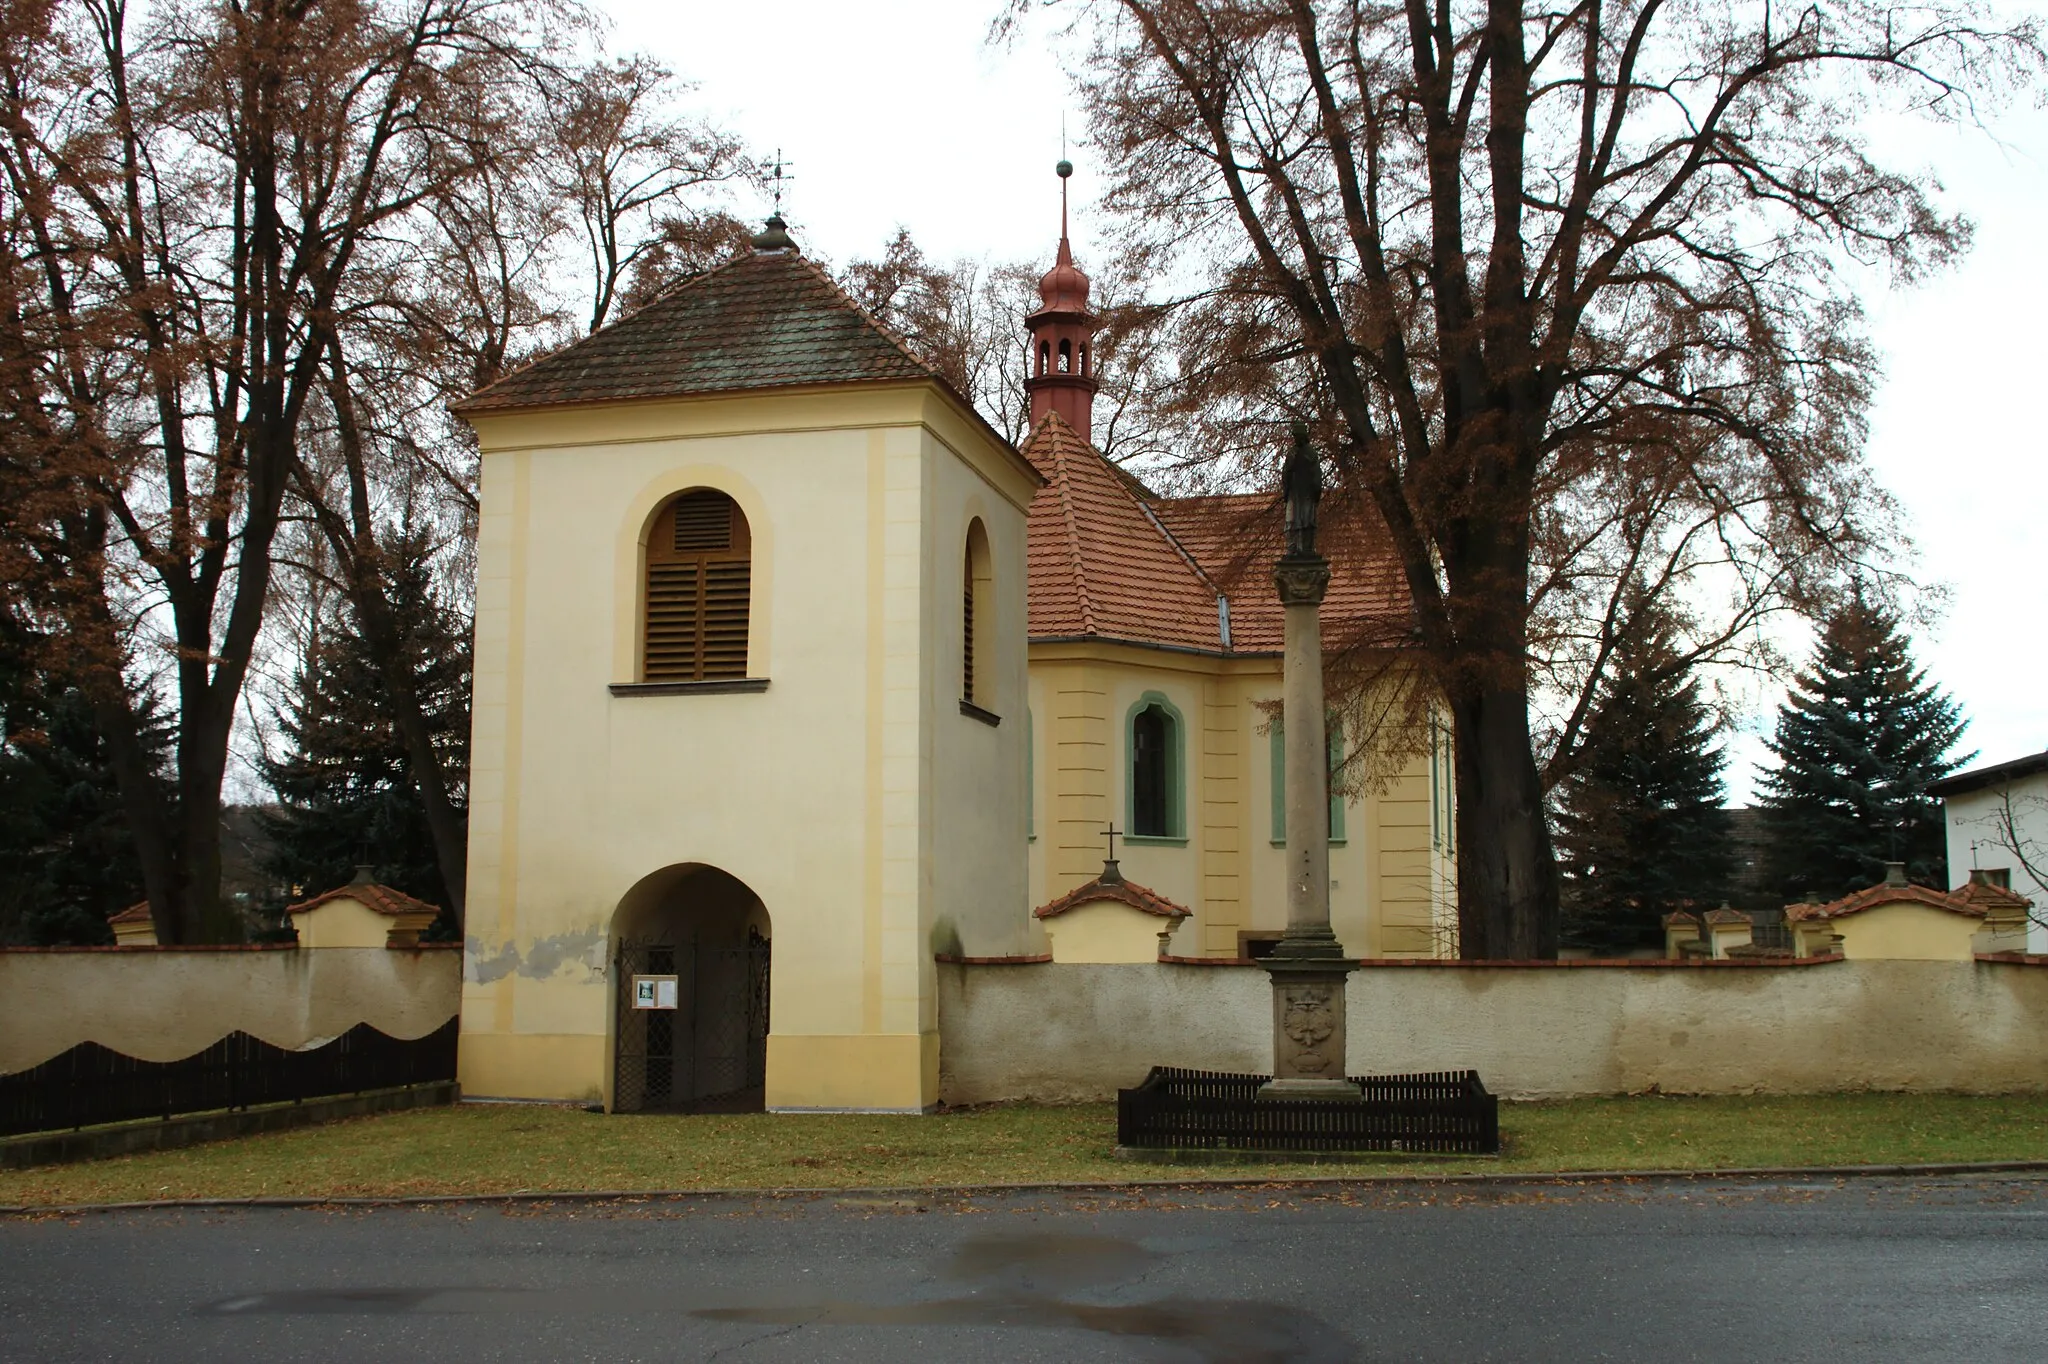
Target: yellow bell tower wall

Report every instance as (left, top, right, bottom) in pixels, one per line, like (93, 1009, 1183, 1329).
(458, 383, 1037, 1112)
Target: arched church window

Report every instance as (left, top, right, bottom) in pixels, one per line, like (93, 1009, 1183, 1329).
(1058, 338, 1072, 373)
(644, 489, 751, 682)
(1127, 694, 1185, 840)
(1038, 341, 1049, 377)
(962, 519, 993, 706)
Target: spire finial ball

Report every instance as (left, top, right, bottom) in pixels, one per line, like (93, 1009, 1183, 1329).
(1056, 158, 1073, 178)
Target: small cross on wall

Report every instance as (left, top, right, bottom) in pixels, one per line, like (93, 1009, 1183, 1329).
(1100, 822, 1124, 884)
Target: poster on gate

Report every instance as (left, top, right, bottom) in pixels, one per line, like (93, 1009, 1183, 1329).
(631, 974, 679, 1010)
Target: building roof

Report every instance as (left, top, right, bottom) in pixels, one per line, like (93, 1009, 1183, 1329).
(286, 880, 441, 921)
(1928, 749, 2048, 799)
(1019, 414, 1413, 656)
(1034, 868, 1191, 921)
(1953, 878, 2035, 914)
(456, 247, 939, 414)
(107, 902, 150, 926)
(1784, 883, 1986, 923)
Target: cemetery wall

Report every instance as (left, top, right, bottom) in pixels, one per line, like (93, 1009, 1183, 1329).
(0, 945, 461, 1073)
(936, 956, 2048, 1103)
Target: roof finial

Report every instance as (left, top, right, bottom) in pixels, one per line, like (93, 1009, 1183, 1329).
(751, 150, 797, 252)
(1056, 153, 1073, 244)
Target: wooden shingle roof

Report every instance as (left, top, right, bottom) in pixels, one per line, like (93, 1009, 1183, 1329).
(456, 247, 939, 413)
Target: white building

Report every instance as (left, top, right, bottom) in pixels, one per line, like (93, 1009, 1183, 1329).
(1932, 751, 2048, 954)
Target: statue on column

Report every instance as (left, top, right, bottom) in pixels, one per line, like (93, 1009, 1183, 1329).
(1281, 421, 1320, 560)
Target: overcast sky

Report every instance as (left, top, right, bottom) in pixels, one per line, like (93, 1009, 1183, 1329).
(603, 0, 2048, 799)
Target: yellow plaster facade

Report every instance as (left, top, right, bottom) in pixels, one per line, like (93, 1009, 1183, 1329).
(1827, 903, 1985, 961)
(292, 895, 435, 950)
(1041, 899, 1183, 963)
(1024, 643, 1454, 960)
(458, 383, 1038, 1112)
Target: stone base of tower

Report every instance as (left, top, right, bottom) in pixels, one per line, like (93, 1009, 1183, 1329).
(765, 1031, 940, 1113)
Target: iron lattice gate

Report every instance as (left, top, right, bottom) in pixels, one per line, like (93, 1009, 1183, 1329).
(613, 933, 769, 1113)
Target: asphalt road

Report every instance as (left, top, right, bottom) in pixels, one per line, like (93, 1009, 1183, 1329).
(4, 1175, 2045, 1362)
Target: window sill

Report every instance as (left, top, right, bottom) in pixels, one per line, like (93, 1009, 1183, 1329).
(1124, 834, 1188, 847)
(610, 678, 770, 697)
(959, 700, 1001, 727)
(1269, 839, 1348, 848)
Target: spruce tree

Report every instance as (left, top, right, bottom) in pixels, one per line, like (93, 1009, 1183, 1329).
(1758, 590, 1969, 897)
(259, 539, 469, 933)
(1555, 603, 1733, 952)
(0, 629, 176, 944)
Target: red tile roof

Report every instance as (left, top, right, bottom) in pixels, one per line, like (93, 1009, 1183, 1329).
(1034, 871, 1191, 921)
(107, 902, 150, 925)
(1953, 879, 2034, 914)
(286, 881, 441, 920)
(456, 247, 940, 413)
(1020, 414, 1412, 656)
(1785, 883, 1986, 923)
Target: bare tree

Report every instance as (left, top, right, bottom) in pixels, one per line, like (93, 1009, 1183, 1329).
(1015, 0, 2039, 956)
(543, 53, 748, 333)
(0, 0, 564, 941)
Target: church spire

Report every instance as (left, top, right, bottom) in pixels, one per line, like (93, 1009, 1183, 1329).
(1025, 158, 1099, 438)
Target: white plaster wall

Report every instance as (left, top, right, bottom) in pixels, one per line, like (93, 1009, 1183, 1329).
(937, 959, 2048, 1102)
(0, 948, 460, 1072)
(1945, 773, 2048, 953)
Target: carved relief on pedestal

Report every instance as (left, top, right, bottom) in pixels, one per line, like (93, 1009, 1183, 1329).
(1279, 981, 1339, 1076)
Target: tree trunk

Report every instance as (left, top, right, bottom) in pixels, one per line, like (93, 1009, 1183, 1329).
(1450, 682, 1559, 959)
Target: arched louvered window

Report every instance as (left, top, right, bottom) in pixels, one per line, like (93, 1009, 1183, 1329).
(644, 489, 751, 682)
(963, 518, 992, 707)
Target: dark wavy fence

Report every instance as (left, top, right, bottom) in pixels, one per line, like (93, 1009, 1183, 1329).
(0, 1019, 458, 1138)
(1117, 1065, 1499, 1154)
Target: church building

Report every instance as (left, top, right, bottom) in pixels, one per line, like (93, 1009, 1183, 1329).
(451, 193, 1451, 1115)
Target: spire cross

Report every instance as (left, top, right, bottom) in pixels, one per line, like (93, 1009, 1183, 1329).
(770, 149, 795, 216)
(1103, 822, 1121, 864)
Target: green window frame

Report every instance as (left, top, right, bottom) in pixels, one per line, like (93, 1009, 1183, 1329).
(1125, 692, 1187, 844)
(1268, 716, 1347, 846)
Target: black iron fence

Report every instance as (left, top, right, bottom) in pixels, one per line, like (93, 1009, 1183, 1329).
(0, 1018, 459, 1139)
(1118, 1065, 1499, 1155)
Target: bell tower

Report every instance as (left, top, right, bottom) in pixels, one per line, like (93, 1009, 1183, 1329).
(1024, 159, 1098, 437)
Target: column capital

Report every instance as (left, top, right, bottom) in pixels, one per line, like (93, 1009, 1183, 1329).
(1273, 553, 1330, 607)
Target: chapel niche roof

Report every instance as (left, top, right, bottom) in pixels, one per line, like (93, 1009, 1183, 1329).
(1019, 413, 1413, 656)
(456, 243, 941, 414)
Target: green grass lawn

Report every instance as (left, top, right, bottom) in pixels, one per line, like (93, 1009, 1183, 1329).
(4, 1093, 2046, 1209)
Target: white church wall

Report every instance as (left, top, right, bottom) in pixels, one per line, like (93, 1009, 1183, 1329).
(937, 957, 2048, 1103)
(1946, 774, 2048, 954)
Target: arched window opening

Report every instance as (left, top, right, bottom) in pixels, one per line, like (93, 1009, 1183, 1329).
(1058, 338, 1072, 373)
(962, 518, 993, 708)
(644, 489, 751, 682)
(1129, 697, 1183, 839)
(1038, 341, 1049, 377)
(1080, 344, 1090, 376)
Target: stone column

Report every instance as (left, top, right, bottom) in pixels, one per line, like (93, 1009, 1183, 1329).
(1258, 425, 1360, 1100)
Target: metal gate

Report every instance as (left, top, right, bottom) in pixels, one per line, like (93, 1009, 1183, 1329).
(612, 931, 770, 1113)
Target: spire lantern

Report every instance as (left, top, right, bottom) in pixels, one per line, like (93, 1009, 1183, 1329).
(1025, 159, 1099, 437)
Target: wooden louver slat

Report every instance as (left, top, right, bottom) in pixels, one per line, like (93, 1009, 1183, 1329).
(644, 491, 749, 682)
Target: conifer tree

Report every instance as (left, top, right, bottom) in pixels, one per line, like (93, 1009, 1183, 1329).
(0, 629, 175, 944)
(258, 539, 469, 932)
(1759, 591, 1969, 897)
(1554, 604, 1733, 952)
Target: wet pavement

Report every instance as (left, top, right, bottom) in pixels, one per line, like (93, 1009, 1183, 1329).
(4, 1175, 2046, 1361)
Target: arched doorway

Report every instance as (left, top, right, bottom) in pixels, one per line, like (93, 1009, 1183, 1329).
(610, 864, 770, 1113)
